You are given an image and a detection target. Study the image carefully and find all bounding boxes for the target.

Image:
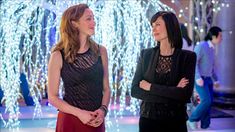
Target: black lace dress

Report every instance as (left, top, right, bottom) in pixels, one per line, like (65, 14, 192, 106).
(60, 48, 104, 111)
(139, 54, 188, 132)
(56, 47, 105, 132)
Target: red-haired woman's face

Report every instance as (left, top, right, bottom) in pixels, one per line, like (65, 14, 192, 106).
(75, 8, 96, 36)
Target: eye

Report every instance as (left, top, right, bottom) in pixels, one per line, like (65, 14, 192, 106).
(152, 23, 160, 27)
(86, 16, 94, 21)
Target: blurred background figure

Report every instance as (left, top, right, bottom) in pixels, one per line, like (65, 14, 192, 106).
(188, 26, 222, 130)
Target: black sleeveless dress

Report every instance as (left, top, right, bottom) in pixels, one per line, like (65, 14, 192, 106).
(56, 47, 105, 132)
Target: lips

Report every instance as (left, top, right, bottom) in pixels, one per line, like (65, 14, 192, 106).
(89, 27, 95, 30)
(153, 33, 159, 36)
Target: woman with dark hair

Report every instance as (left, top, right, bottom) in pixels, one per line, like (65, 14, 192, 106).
(131, 11, 196, 132)
(188, 26, 222, 129)
(180, 23, 194, 51)
(47, 4, 110, 132)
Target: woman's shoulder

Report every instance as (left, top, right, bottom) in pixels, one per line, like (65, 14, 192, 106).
(97, 44, 107, 57)
(49, 50, 63, 68)
(51, 50, 63, 59)
(180, 49, 196, 59)
(141, 46, 158, 54)
(98, 44, 106, 51)
(139, 47, 159, 59)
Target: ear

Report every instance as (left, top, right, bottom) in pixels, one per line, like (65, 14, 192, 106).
(71, 21, 79, 28)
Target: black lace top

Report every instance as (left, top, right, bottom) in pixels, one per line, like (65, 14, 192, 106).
(60, 47, 104, 111)
(155, 55, 172, 84)
(140, 54, 187, 120)
(132, 47, 197, 121)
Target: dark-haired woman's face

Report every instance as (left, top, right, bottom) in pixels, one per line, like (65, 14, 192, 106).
(151, 16, 168, 42)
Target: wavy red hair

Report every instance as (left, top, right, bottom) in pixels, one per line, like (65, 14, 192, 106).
(53, 4, 98, 63)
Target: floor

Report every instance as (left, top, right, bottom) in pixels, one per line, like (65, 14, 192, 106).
(0, 105, 235, 132)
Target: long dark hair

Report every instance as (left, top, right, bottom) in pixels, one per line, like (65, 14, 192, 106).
(180, 23, 192, 46)
(150, 11, 182, 49)
(204, 26, 222, 41)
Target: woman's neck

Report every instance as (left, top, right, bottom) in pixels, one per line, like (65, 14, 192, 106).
(159, 39, 174, 56)
(78, 34, 89, 53)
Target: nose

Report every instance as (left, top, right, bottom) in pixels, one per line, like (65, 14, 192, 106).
(152, 28, 157, 34)
(152, 26, 157, 32)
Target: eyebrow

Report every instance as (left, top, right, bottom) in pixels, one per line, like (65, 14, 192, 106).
(152, 21, 160, 25)
(155, 21, 160, 24)
(85, 15, 94, 17)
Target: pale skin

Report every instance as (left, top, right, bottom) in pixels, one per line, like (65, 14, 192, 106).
(196, 32, 222, 87)
(88, 46, 110, 127)
(139, 16, 189, 91)
(48, 8, 110, 127)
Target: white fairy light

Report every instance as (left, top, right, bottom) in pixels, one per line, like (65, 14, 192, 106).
(200, 28, 204, 33)
(213, 8, 216, 12)
(221, 3, 225, 7)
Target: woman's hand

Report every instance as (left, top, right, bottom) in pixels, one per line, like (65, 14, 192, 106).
(139, 80, 151, 91)
(76, 109, 95, 124)
(87, 109, 105, 127)
(177, 77, 189, 88)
